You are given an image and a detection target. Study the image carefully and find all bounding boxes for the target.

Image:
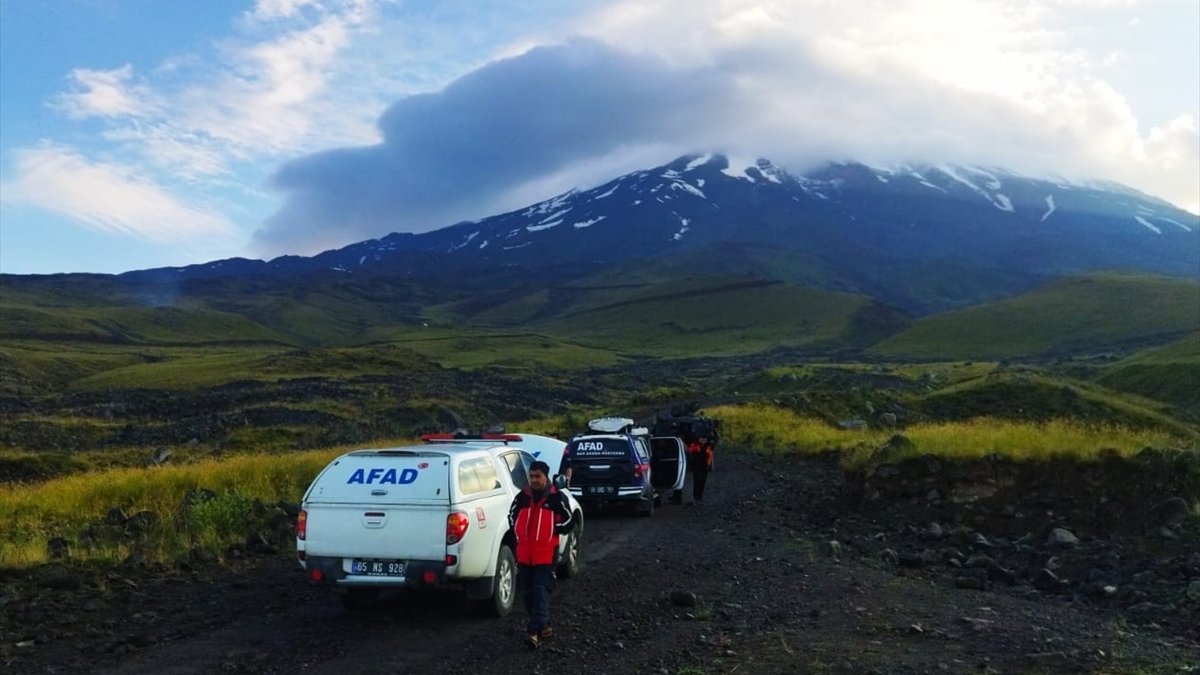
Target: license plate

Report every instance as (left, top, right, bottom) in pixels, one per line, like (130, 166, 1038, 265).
(351, 559, 405, 576)
(586, 486, 614, 495)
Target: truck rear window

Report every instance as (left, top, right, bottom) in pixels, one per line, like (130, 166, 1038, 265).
(567, 438, 630, 459)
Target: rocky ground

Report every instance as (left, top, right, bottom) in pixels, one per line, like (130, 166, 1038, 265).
(2, 448, 1197, 674)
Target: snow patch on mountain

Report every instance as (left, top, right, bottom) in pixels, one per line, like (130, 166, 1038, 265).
(523, 190, 576, 218)
(592, 183, 620, 200)
(1134, 216, 1162, 234)
(1157, 217, 1193, 232)
(1041, 195, 1056, 222)
(685, 154, 714, 171)
(572, 216, 606, 229)
(448, 231, 479, 253)
(673, 217, 691, 241)
(722, 157, 758, 181)
(527, 220, 563, 232)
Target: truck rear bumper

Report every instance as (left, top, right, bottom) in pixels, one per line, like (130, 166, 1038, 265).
(304, 556, 448, 588)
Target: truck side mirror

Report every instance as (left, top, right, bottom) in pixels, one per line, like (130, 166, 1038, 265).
(553, 474, 569, 490)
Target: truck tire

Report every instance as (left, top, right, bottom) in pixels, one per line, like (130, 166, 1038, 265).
(557, 528, 581, 579)
(488, 545, 517, 617)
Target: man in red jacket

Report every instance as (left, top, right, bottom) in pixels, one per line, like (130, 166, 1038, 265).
(685, 434, 714, 505)
(508, 460, 574, 649)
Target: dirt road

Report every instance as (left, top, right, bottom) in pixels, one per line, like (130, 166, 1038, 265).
(5, 450, 1197, 674)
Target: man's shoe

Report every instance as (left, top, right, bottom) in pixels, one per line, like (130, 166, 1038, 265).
(539, 625, 554, 638)
(525, 633, 540, 649)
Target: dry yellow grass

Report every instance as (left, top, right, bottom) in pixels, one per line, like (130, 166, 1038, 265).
(705, 403, 1195, 468)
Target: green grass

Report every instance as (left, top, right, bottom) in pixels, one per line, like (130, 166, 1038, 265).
(871, 273, 1200, 359)
(1094, 332, 1200, 410)
(533, 279, 901, 357)
(362, 326, 623, 370)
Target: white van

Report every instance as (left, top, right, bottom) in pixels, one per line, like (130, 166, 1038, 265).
(296, 433, 583, 616)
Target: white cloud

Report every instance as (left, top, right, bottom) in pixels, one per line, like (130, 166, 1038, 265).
(252, 0, 322, 21)
(50, 65, 159, 119)
(0, 145, 235, 241)
(46, 1, 381, 184)
(560, 0, 1198, 212)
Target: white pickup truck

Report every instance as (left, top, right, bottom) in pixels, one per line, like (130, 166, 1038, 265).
(296, 433, 583, 616)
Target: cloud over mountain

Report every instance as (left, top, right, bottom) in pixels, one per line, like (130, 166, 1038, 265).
(258, 0, 1199, 256)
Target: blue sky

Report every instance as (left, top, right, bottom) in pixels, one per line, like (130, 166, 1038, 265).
(1, 0, 1197, 275)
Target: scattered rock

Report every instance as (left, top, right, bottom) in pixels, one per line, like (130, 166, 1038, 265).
(123, 510, 158, 535)
(669, 591, 698, 608)
(968, 533, 992, 550)
(964, 554, 994, 569)
(1045, 528, 1079, 548)
(880, 549, 899, 566)
(1186, 580, 1200, 602)
(955, 572, 989, 591)
(839, 419, 869, 431)
(148, 446, 173, 466)
(821, 540, 843, 559)
(104, 508, 128, 527)
(1032, 568, 1067, 592)
(925, 522, 945, 540)
(47, 537, 71, 561)
(1148, 497, 1189, 527)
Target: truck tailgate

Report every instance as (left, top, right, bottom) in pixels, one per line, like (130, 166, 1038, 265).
(303, 452, 451, 561)
(304, 503, 447, 561)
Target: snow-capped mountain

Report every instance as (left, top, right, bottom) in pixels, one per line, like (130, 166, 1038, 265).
(122, 154, 1199, 302)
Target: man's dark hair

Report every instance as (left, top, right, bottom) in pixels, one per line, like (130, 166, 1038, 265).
(529, 460, 551, 476)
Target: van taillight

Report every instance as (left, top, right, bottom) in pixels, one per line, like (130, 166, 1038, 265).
(297, 510, 307, 541)
(446, 512, 470, 545)
(632, 463, 648, 479)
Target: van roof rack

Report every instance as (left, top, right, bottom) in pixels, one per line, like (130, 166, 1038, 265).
(420, 432, 523, 444)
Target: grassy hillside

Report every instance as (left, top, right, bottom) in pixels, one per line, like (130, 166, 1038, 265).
(871, 273, 1200, 360)
(1094, 332, 1200, 413)
(528, 278, 910, 357)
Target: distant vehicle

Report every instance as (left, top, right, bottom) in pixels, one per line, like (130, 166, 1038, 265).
(296, 433, 583, 616)
(650, 407, 722, 471)
(562, 417, 686, 516)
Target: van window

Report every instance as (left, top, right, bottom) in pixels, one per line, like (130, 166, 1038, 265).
(458, 456, 502, 496)
(502, 452, 529, 490)
(633, 438, 651, 463)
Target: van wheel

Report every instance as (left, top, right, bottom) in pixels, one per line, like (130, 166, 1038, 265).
(557, 529, 581, 579)
(488, 546, 517, 617)
(340, 587, 379, 609)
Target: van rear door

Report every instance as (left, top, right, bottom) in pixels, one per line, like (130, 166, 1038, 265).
(650, 437, 686, 491)
(303, 451, 450, 562)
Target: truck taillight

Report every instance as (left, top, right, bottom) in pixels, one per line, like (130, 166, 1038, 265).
(297, 510, 307, 541)
(632, 463, 649, 479)
(446, 512, 470, 545)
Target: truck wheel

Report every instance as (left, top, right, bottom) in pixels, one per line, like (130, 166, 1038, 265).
(557, 528, 581, 579)
(488, 546, 517, 617)
(340, 587, 379, 609)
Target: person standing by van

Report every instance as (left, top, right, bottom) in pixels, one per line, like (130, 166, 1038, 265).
(685, 434, 714, 504)
(508, 460, 574, 648)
